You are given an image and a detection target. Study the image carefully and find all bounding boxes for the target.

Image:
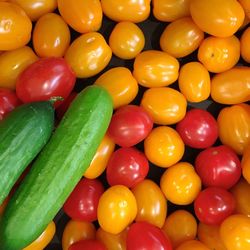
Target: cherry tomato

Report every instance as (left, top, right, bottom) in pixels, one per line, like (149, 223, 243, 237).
(140, 87, 187, 125)
(97, 185, 137, 234)
(242, 143, 250, 184)
(176, 109, 218, 149)
(133, 50, 179, 88)
(109, 22, 145, 60)
(62, 220, 96, 250)
(190, 0, 245, 37)
(0, 2, 32, 50)
(241, 27, 250, 63)
(178, 62, 210, 103)
(107, 105, 153, 147)
(16, 57, 76, 107)
(217, 103, 250, 155)
(144, 126, 185, 168)
(162, 210, 197, 248)
(69, 239, 107, 250)
(198, 35, 240, 73)
(0, 46, 38, 90)
(33, 13, 70, 58)
(95, 67, 138, 109)
(127, 221, 173, 250)
(195, 145, 241, 189)
(132, 179, 167, 228)
(175, 240, 210, 250)
(239, 0, 250, 19)
(65, 32, 112, 78)
(23, 221, 56, 250)
(160, 162, 201, 205)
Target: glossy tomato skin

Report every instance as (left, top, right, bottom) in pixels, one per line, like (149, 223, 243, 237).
(69, 239, 107, 250)
(107, 105, 153, 147)
(195, 145, 241, 189)
(242, 144, 250, 184)
(176, 240, 210, 250)
(176, 109, 218, 149)
(16, 57, 76, 107)
(241, 27, 250, 63)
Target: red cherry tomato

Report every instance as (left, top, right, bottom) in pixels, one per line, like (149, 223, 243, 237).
(195, 145, 241, 189)
(63, 178, 104, 222)
(127, 221, 173, 250)
(106, 147, 149, 188)
(107, 105, 153, 147)
(194, 187, 236, 225)
(16, 57, 76, 107)
(176, 109, 218, 149)
(69, 239, 107, 250)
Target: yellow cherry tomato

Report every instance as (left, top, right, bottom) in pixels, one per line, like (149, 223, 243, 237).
(0, 2, 32, 51)
(241, 27, 250, 63)
(131, 179, 167, 228)
(0, 46, 38, 89)
(160, 162, 201, 205)
(239, 0, 250, 19)
(140, 87, 187, 125)
(95, 67, 139, 109)
(198, 35, 240, 73)
(101, 0, 151, 23)
(65, 32, 112, 78)
(152, 0, 191, 22)
(160, 17, 204, 58)
(144, 126, 185, 168)
(62, 220, 96, 250)
(84, 134, 115, 179)
(162, 210, 197, 248)
(242, 143, 250, 184)
(33, 13, 70, 58)
(217, 103, 250, 155)
(133, 50, 179, 88)
(58, 0, 102, 33)
(176, 240, 210, 250)
(178, 62, 210, 103)
(97, 185, 137, 234)
(109, 22, 145, 60)
(23, 221, 56, 250)
(190, 0, 245, 37)
(10, 0, 57, 21)
(220, 214, 250, 250)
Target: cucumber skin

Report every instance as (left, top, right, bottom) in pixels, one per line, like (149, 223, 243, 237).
(0, 101, 54, 204)
(0, 86, 113, 250)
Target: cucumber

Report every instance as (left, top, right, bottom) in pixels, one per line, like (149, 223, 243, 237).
(0, 86, 113, 250)
(0, 101, 54, 204)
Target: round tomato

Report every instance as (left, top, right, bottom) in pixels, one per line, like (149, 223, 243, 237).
(241, 27, 250, 63)
(242, 143, 250, 184)
(69, 239, 106, 250)
(238, 0, 250, 19)
(176, 240, 210, 250)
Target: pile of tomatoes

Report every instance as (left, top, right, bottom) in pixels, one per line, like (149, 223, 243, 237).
(0, 0, 250, 250)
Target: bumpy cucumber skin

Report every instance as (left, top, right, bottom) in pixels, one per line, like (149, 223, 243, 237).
(0, 101, 54, 204)
(0, 86, 113, 250)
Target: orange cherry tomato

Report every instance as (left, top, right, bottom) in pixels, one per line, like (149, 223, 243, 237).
(160, 162, 201, 205)
(220, 214, 250, 250)
(0, 2, 32, 51)
(95, 67, 139, 109)
(0, 46, 38, 90)
(241, 27, 250, 63)
(140, 87, 187, 125)
(62, 220, 96, 250)
(33, 13, 70, 58)
(160, 17, 204, 58)
(23, 221, 56, 250)
(217, 103, 250, 155)
(97, 185, 137, 234)
(109, 22, 145, 60)
(238, 0, 250, 19)
(84, 134, 115, 179)
(190, 0, 245, 37)
(64, 32, 112, 78)
(0, 196, 9, 215)
(242, 143, 250, 184)
(10, 0, 57, 21)
(211, 66, 250, 104)
(198, 35, 240, 73)
(101, 0, 151, 23)
(58, 0, 102, 33)
(175, 240, 210, 250)
(162, 210, 197, 248)
(133, 50, 179, 88)
(131, 179, 167, 228)
(152, 0, 191, 22)
(178, 62, 210, 103)
(144, 126, 185, 168)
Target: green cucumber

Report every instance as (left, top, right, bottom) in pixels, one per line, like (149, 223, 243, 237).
(0, 101, 54, 204)
(0, 86, 113, 250)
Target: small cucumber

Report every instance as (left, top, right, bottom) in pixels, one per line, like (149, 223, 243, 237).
(0, 86, 113, 250)
(0, 101, 54, 204)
